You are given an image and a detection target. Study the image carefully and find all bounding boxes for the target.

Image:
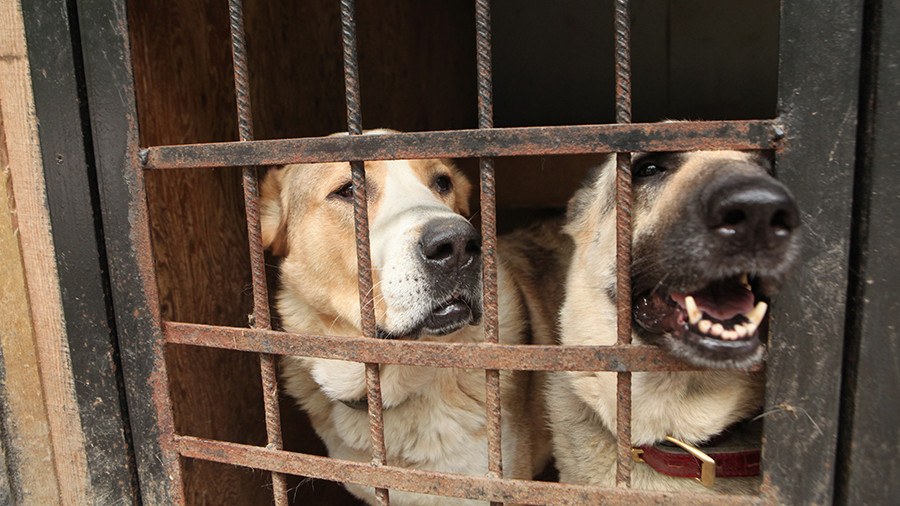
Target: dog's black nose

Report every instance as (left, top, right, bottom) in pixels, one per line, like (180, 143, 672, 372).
(419, 219, 481, 272)
(705, 176, 800, 249)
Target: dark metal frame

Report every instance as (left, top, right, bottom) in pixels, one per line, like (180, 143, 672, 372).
(835, 0, 900, 503)
(46, 0, 867, 504)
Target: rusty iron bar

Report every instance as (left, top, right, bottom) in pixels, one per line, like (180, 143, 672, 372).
(174, 436, 767, 505)
(475, 0, 503, 495)
(613, 0, 634, 488)
(226, 0, 288, 502)
(140, 120, 782, 169)
(163, 322, 765, 373)
(339, 0, 389, 503)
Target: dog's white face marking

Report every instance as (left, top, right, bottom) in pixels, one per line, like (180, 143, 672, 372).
(369, 160, 478, 334)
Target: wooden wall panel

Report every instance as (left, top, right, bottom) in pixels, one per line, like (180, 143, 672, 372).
(0, 1, 84, 502)
(0, 99, 61, 505)
(127, 1, 267, 503)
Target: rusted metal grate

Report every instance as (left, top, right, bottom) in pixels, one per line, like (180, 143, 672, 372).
(226, 0, 288, 503)
(135, 0, 785, 504)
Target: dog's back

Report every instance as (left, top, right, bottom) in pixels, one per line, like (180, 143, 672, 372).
(498, 218, 573, 477)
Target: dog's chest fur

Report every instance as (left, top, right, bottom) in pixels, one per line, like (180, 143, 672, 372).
(283, 358, 505, 472)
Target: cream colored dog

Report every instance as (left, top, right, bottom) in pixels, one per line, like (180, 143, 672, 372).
(547, 151, 801, 492)
(260, 131, 563, 505)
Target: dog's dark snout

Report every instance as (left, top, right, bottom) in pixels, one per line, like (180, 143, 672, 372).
(419, 219, 481, 271)
(705, 176, 800, 249)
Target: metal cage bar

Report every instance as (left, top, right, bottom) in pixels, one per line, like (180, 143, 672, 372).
(339, 1, 390, 504)
(475, 1, 504, 499)
(139, 121, 782, 169)
(164, 322, 767, 373)
(174, 436, 765, 505)
(225, 1, 289, 504)
(613, 0, 634, 488)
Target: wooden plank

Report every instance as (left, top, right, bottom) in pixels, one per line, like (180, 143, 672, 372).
(19, 0, 139, 500)
(764, 1, 863, 504)
(835, 0, 900, 503)
(0, 1, 88, 503)
(0, 427, 10, 504)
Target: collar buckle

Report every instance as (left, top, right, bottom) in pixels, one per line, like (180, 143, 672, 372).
(663, 435, 716, 488)
(633, 435, 717, 488)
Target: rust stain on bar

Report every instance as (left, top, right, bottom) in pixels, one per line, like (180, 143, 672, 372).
(227, 0, 288, 502)
(163, 322, 764, 373)
(174, 436, 765, 505)
(475, 0, 503, 494)
(340, 0, 389, 503)
(613, 0, 634, 488)
(141, 121, 781, 169)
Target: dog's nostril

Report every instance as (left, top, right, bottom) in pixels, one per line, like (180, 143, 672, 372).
(426, 242, 455, 262)
(465, 239, 481, 257)
(771, 209, 793, 237)
(722, 209, 746, 226)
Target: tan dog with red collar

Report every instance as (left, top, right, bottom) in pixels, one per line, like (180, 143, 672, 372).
(547, 150, 801, 492)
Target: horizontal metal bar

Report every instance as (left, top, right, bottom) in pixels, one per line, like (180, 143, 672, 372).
(174, 436, 763, 505)
(163, 322, 763, 373)
(141, 120, 781, 169)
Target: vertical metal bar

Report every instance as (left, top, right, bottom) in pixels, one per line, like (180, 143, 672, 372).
(613, 0, 634, 488)
(339, 1, 389, 505)
(765, 0, 863, 503)
(74, 0, 185, 501)
(836, 2, 900, 504)
(475, 2, 503, 503)
(226, 1, 288, 504)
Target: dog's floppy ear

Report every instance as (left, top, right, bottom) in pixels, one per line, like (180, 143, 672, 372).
(260, 167, 289, 256)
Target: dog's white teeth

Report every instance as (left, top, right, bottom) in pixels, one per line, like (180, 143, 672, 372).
(722, 330, 738, 340)
(745, 322, 758, 336)
(735, 324, 748, 338)
(740, 273, 751, 289)
(710, 323, 724, 337)
(746, 301, 768, 326)
(698, 320, 712, 334)
(685, 296, 702, 324)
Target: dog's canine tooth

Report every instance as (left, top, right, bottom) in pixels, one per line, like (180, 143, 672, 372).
(698, 319, 712, 334)
(710, 323, 724, 336)
(745, 322, 758, 336)
(740, 273, 751, 289)
(685, 295, 702, 324)
(734, 324, 748, 338)
(746, 301, 768, 326)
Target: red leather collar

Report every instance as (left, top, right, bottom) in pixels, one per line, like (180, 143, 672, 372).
(635, 419, 762, 484)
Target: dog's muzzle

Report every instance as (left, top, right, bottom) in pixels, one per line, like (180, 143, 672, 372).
(633, 169, 801, 368)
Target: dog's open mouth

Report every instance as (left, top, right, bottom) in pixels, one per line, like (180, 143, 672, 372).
(633, 274, 768, 368)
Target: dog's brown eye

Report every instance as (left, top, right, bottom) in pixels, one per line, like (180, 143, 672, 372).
(635, 162, 666, 179)
(433, 174, 453, 194)
(330, 181, 354, 200)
